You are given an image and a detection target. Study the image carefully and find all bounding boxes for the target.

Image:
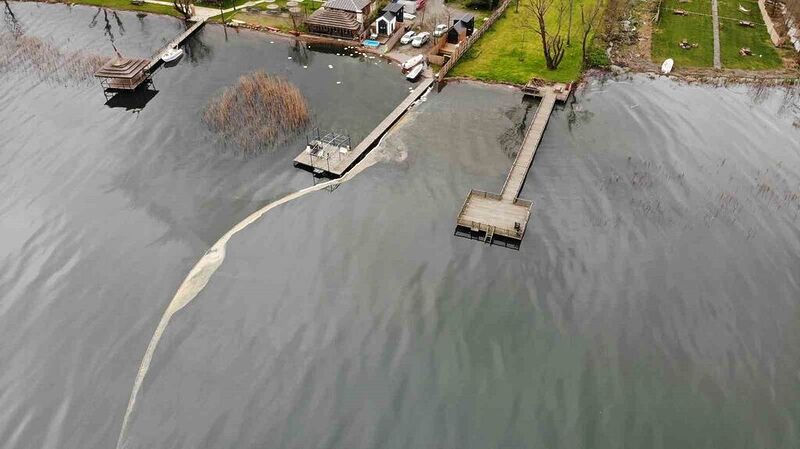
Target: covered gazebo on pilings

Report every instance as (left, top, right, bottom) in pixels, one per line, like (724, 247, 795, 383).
(94, 56, 152, 93)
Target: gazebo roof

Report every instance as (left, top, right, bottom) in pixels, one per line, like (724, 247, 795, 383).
(322, 0, 371, 12)
(307, 8, 361, 30)
(94, 57, 150, 79)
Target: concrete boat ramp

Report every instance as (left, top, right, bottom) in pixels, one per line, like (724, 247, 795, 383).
(456, 83, 570, 247)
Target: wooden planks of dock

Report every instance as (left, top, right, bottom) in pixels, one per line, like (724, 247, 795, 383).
(293, 77, 433, 177)
(456, 84, 568, 246)
(146, 18, 206, 72)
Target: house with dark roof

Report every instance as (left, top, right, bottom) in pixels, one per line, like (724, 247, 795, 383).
(306, 0, 375, 39)
(447, 13, 474, 44)
(373, 2, 404, 37)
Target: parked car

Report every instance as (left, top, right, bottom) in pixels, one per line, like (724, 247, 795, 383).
(411, 31, 430, 47)
(404, 13, 416, 21)
(400, 30, 417, 45)
(433, 23, 448, 37)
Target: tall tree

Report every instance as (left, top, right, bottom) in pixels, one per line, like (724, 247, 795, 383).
(579, 0, 603, 66)
(522, 0, 568, 69)
(173, 0, 194, 20)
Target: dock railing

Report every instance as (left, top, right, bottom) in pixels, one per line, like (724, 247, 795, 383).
(456, 189, 530, 239)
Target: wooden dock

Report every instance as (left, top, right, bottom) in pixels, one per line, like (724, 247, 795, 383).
(455, 84, 568, 245)
(146, 18, 206, 72)
(293, 77, 434, 177)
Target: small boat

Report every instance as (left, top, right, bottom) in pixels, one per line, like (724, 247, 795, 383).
(661, 58, 674, 74)
(161, 47, 183, 63)
(738, 4, 750, 13)
(406, 63, 424, 81)
(401, 54, 425, 72)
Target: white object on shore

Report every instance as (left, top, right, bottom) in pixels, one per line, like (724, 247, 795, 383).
(401, 54, 425, 72)
(161, 47, 183, 63)
(406, 63, 424, 81)
(661, 58, 674, 74)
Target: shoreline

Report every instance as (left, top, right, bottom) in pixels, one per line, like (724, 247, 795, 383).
(9, 0, 797, 87)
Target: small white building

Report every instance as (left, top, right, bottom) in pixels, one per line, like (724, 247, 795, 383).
(373, 2, 404, 36)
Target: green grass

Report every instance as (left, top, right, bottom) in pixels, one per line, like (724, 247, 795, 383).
(717, 0, 781, 68)
(67, 0, 184, 17)
(450, 4, 590, 84)
(652, 1, 714, 67)
(652, 0, 782, 69)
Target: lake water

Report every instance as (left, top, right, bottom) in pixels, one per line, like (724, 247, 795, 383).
(2, 3, 800, 448)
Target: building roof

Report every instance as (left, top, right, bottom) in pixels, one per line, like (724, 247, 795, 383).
(451, 21, 466, 33)
(382, 2, 403, 13)
(456, 13, 474, 23)
(94, 57, 150, 79)
(322, 0, 371, 12)
(306, 7, 362, 30)
(378, 10, 397, 21)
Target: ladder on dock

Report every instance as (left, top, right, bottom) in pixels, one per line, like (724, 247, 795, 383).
(484, 226, 495, 244)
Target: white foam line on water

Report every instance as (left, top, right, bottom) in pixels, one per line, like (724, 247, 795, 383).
(115, 150, 384, 449)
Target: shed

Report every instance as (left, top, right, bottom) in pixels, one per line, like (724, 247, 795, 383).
(447, 20, 467, 44)
(454, 13, 474, 35)
(374, 11, 397, 35)
(383, 2, 404, 21)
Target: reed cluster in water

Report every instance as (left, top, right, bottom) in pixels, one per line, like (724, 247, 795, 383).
(0, 32, 110, 83)
(203, 71, 311, 151)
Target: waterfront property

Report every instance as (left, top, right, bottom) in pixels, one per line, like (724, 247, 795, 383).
(306, 0, 374, 38)
(652, 0, 782, 69)
(293, 78, 434, 177)
(455, 83, 569, 245)
(94, 17, 205, 96)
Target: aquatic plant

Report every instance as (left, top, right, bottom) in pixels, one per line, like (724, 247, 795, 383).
(0, 32, 110, 84)
(203, 71, 311, 151)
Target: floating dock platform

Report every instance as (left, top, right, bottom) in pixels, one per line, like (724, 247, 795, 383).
(455, 83, 569, 246)
(293, 78, 434, 177)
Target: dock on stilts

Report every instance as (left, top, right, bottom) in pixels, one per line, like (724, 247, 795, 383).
(293, 78, 434, 177)
(455, 83, 570, 246)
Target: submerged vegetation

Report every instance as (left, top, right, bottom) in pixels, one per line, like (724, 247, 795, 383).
(0, 32, 110, 83)
(203, 71, 310, 151)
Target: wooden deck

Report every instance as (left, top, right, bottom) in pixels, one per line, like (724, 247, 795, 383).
(456, 85, 567, 245)
(146, 18, 206, 72)
(294, 77, 433, 177)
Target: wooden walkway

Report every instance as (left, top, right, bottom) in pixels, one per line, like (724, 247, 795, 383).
(293, 77, 434, 177)
(456, 84, 567, 245)
(146, 18, 206, 72)
(711, 0, 721, 69)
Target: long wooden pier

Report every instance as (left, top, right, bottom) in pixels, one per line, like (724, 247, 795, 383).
(146, 18, 207, 72)
(455, 83, 569, 245)
(293, 77, 434, 177)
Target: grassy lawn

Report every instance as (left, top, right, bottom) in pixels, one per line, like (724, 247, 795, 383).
(68, 0, 184, 17)
(717, 0, 781, 68)
(450, 4, 589, 84)
(652, 0, 782, 69)
(652, 1, 714, 67)
(229, 0, 320, 30)
(443, 0, 492, 20)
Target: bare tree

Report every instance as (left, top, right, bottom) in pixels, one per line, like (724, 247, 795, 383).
(579, 0, 602, 66)
(173, 0, 194, 20)
(522, 0, 568, 69)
